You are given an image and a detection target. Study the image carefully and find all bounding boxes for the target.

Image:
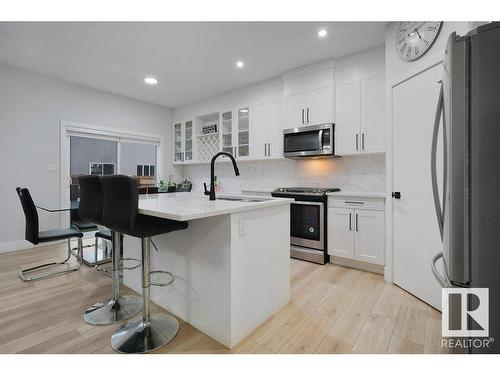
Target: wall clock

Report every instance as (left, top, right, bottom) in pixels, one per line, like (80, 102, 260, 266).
(396, 22, 442, 61)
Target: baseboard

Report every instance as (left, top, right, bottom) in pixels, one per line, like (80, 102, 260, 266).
(0, 239, 67, 254)
(329, 256, 384, 275)
(0, 240, 34, 254)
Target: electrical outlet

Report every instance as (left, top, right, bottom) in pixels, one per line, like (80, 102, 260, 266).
(239, 219, 247, 237)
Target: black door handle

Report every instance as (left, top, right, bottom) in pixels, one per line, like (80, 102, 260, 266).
(392, 192, 401, 199)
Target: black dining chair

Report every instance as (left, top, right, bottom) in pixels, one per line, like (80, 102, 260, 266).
(78, 175, 142, 325)
(101, 175, 188, 353)
(15, 187, 84, 281)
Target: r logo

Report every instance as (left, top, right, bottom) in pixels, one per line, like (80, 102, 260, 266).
(442, 288, 489, 337)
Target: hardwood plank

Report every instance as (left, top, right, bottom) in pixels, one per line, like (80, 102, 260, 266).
(350, 315, 392, 354)
(314, 335, 352, 354)
(387, 335, 424, 354)
(391, 293, 428, 346)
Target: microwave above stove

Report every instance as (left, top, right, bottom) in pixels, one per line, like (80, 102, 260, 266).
(283, 123, 335, 159)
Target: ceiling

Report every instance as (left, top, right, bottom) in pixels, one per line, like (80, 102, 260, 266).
(0, 22, 387, 108)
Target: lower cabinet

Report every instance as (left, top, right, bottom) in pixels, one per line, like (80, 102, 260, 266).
(328, 197, 385, 265)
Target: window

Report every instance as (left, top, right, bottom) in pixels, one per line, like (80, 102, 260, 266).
(70, 136, 118, 178)
(136, 164, 155, 176)
(121, 141, 157, 180)
(89, 162, 116, 175)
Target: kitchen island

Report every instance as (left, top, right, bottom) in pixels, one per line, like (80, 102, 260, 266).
(122, 192, 291, 348)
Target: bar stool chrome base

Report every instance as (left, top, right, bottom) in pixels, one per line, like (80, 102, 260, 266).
(111, 313, 179, 353)
(83, 295, 142, 325)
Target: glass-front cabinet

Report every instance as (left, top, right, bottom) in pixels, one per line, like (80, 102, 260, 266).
(219, 107, 250, 159)
(184, 120, 193, 161)
(173, 120, 194, 163)
(221, 111, 233, 155)
(237, 107, 249, 158)
(174, 122, 183, 162)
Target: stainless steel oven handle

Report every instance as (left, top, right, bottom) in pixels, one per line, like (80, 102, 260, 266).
(291, 201, 323, 206)
(318, 129, 323, 149)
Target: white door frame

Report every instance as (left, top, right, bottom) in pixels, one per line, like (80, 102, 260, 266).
(59, 120, 165, 227)
(384, 60, 443, 283)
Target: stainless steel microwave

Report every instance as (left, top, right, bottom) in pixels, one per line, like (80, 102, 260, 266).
(283, 123, 334, 158)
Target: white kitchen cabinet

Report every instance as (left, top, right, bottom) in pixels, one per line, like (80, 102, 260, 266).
(352, 209, 384, 264)
(335, 56, 385, 155)
(219, 107, 250, 159)
(328, 195, 385, 265)
(335, 77, 361, 155)
(173, 120, 194, 163)
(328, 207, 355, 259)
(284, 69, 334, 128)
(250, 96, 283, 159)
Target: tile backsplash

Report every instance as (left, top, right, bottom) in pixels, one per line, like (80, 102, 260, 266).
(178, 154, 385, 193)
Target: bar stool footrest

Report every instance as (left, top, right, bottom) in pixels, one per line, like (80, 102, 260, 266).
(149, 270, 175, 287)
(120, 257, 141, 271)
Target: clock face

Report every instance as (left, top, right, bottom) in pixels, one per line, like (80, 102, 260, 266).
(396, 21, 442, 61)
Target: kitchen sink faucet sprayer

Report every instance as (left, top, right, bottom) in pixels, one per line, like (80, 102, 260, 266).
(204, 152, 240, 201)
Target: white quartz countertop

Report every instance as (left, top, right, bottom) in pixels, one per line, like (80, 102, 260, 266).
(327, 191, 386, 199)
(138, 192, 292, 221)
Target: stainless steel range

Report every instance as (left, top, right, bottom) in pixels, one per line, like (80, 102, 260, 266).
(271, 187, 340, 264)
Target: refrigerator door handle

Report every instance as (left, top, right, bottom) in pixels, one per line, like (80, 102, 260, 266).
(431, 81, 445, 240)
(431, 252, 451, 288)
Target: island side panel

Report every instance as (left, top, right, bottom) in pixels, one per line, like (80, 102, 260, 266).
(123, 214, 232, 346)
(229, 203, 291, 347)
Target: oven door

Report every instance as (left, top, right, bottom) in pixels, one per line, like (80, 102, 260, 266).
(290, 201, 324, 250)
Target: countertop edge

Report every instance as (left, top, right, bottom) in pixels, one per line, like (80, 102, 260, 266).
(138, 197, 293, 221)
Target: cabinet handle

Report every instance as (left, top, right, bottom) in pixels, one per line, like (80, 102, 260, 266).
(355, 213, 359, 231)
(345, 200, 364, 205)
(349, 213, 352, 231)
(356, 134, 359, 151)
(362, 133, 365, 150)
(264, 143, 267, 156)
(268, 143, 271, 156)
(306, 108, 310, 123)
(302, 109, 305, 124)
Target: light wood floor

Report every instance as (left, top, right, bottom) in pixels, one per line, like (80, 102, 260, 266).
(0, 242, 447, 354)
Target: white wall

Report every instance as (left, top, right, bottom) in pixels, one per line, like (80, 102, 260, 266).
(0, 64, 175, 251)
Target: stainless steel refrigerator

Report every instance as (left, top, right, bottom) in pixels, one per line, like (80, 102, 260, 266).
(431, 22, 500, 353)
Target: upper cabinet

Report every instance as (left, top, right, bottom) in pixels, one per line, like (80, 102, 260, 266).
(173, 120, 194, 163)
(250, 94, 283, 159)
(335, 55, 385, 155)
(284, 69, 334, 128)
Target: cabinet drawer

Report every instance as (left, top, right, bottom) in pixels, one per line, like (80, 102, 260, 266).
(328, 195, 384, 211)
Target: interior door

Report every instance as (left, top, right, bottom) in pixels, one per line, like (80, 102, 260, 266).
(306, 70, 333, 126)
(335, 77, 361, 155)
(361, 72, 385, 153)
(392, 64, 444, 310)
(354, 210, 384, 265)
(327, 207, 354, 258)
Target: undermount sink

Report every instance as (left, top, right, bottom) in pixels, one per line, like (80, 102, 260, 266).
(216, 196, 271, 203)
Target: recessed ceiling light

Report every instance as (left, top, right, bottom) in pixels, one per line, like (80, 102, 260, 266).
(240, 109, 249, 113)
(318, 29, 328, 38)
(236, 60, 244, 69)
(144, 77, 159, 85)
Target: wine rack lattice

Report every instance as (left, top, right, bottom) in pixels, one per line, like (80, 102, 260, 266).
(197, 133, 220, 163)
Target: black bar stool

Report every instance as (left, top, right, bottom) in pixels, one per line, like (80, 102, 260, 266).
(15, 187, 83, 281)
(78, 175, 142, 325)
(101, 175, 188, 353)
